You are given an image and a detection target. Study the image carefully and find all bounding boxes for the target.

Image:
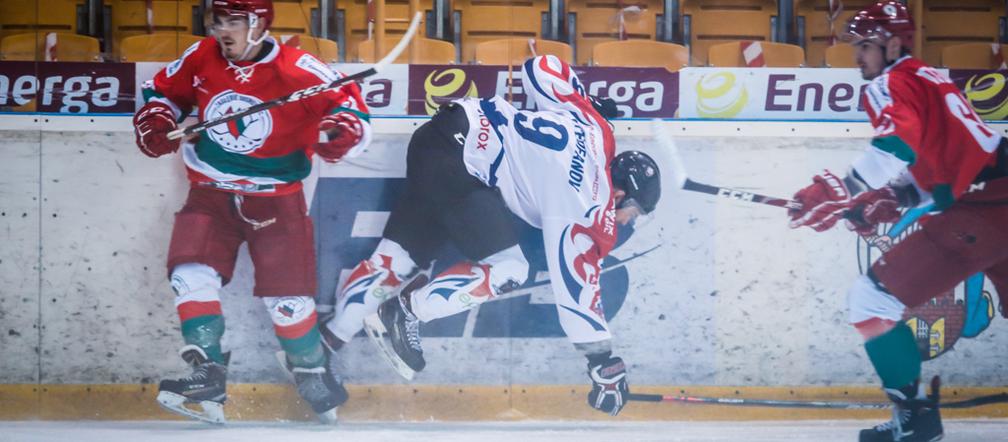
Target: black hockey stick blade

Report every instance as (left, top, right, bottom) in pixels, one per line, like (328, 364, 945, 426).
(167, 12, 422, 140)
(628, 392, 1008, 409)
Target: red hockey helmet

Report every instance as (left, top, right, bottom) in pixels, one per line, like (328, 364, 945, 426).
(842, 1, 915, 50)
(211, 0, 274, 30)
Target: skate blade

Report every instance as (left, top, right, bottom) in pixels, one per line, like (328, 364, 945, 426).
(316, 407, 339, 425)
(156, 391, 226, 425)
(363, 313, 415, 381)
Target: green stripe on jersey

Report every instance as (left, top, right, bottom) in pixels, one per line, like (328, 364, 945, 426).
(330, 106, 370, 122)
(871, 135, 917, 165)
(932, 184, 954, 210)
(195, 138, 311, 183)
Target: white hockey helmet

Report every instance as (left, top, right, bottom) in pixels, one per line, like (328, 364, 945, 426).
(521, 55, 594, 117)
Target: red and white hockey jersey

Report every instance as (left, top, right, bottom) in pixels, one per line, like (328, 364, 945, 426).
(143, 36, 370, 195)
(855, 56, 1000, 209)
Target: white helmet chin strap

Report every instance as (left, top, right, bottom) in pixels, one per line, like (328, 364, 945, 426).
(239, 12, 269, 61)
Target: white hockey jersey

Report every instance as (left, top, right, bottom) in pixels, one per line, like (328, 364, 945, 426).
(454, 94, 619, 344)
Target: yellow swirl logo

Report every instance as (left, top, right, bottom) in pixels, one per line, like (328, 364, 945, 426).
(695, 72, 748, 118)
(424, 68, 479, 115)
(963, 73, 1008, 121)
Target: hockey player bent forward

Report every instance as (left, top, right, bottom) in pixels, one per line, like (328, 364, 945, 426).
(788, 2, 1008, 441)
(324, 55, 660, 416)
(132, 0, 370, 424)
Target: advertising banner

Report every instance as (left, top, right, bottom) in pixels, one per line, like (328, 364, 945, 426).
(951, 69, 1008, 121)
(407, 64, 677, 118)
(0, 61, 135, 113)
(678, 67, 877, 120)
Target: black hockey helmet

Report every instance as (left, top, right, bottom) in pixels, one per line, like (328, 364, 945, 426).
(610, 150, 661, 214)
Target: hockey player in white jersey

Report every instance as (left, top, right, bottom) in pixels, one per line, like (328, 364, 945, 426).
(321, 55, 660, 416)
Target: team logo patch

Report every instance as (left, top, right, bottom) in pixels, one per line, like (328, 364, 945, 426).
(274, 297, 308, 325)
(205, 90, 273, 153)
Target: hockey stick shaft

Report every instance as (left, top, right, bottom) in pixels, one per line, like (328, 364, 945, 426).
(682, 178, 801, 210)
(167, 12, 422, 141)
(628, 392, 1008, 409)
(650, 120, 801, 211)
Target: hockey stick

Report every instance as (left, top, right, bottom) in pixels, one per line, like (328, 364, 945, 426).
(652, 120, 802, 210)
(627, 392, 1008, 409)
(166, 12, 422, 141)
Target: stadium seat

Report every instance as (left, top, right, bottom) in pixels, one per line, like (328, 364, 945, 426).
(109, 0, 200, 52)
(921, 0, 1004, 66)
(795, 0, 874, 67)
(456, 1, 549, 63)
(0, 0, 83, 40)
(566, 0, 663, 65)
(344, 0, 435, 63)
(682, 0, 777, 66)
(276, 34, 341, 62)
(707, 40, 804, 67)
(940, 42, 1008, 69)
(357, 37, 455, 63)
(117, 33, 204, 62)
(591, 40, 688, 71)
(473, 37, 572, 65)
(271, 1, 313, 35)
(823, 42, 856, 68)
(0, 32, 101, 61)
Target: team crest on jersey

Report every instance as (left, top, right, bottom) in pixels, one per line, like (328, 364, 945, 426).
(204, 90, 274, 154)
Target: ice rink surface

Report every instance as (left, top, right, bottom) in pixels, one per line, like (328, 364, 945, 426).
(3, 420, 1008, 442)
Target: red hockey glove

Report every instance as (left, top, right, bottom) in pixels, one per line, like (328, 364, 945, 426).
(843, 187, 902, 235)
(315, 112, 364, 162)
(788, 170, 851, 232)
(133, 101, 180, 158)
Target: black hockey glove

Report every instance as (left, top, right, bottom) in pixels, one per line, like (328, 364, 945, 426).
(586, 352, 628, 416)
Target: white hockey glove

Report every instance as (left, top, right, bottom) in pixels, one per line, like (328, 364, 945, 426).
(587, 352, 629, 416)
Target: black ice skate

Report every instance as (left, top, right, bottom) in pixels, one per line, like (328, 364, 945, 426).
(859, 377, 944, 442)
(363, 274, 428, 380)
(292, 365, 349, 424)
(156, 345, 228, 424)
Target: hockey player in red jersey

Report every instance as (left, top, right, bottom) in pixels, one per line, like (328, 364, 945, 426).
(132, 0, 370, 424)
(788, 2, 1008, 441)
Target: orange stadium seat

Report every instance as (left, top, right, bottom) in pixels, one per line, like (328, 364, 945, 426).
(920, 0, 1005, 66)
(358, 36, 455, 63)
(0, 32, 101, 61)
(271, 1, 314, 35)
(591, 40, 688, 71)
(0, 0, 84, 39)
(823, 42, 856, 68)
(566, 0, 663, 65)
(455, 0, 549, 63)
(795, 0, 874, 67)
(707, 40, 804, 67)
(344, 0, 435, 63)
(117, 33, 204, 62)
(110, 0, 200, 52)
(940, 42, 1008, 69)
(277, 34, 341, 62)
(682, 0, 777, 66)
(474, 37, 572, 65)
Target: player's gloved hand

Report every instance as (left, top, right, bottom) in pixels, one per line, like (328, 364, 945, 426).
(586, 352, 629, 416)
(843, 187, 901, 235)
(133, 102, 180, 158)
(316, 111, 364, 162)
(788, 170, 851, 232)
